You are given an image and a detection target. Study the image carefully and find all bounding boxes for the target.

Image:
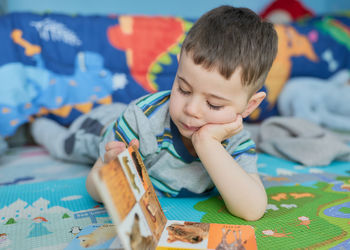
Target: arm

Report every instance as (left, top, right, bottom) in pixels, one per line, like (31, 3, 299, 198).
(194, 139, 267, 221)
(192, 118, 267, 221)
(86, 157, 105, 203)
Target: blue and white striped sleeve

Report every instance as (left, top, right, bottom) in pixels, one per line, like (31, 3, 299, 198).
(225, 130, 258, 174)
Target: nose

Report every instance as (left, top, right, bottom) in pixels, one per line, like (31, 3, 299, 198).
(184, 97, 200, 118)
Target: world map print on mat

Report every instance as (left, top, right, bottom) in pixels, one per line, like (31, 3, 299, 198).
(1, 152, 349, 249)
(160, 154, 350, 250)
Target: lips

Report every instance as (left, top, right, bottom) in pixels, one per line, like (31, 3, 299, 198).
(181, 122, 200, 132)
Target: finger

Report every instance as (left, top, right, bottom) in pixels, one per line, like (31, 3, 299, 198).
(233, 123, 244, 134)
(232, 115, 243, 129)
(234, 114, 243, 124)
(129, 139, 140, 149)
(232, 118, 244, 132)
(105, 141, 126, 151)
(104, 146, 125, 163)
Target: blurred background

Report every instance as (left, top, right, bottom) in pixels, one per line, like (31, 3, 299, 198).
(2, 0, 350, 17)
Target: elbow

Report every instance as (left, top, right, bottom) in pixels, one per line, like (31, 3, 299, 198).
(85, 158, 104, 203)
(239, 208, 266, 221)
(227, 195, 268, 221)
(86, 180, 103, 203)
(87, 188, 103, 204)
(86, 172, 103, 203)
(246, 197, 268, 221)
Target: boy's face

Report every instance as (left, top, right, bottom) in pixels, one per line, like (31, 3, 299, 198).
(169, 52, 251, 139)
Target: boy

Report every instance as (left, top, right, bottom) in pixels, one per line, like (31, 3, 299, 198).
(32, 5, 277, 221)
(86, 5, 278, 221)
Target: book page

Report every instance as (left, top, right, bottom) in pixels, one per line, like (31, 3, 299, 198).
(99, 158, 136, 220)
(157, 220, 257, 250)
(94, 146, 167, 250)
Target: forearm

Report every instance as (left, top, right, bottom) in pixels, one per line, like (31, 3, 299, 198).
(195, 139, 267, 221)
(86, 157, 104, 203)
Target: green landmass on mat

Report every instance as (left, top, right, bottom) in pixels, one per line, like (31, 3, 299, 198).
(5, 218, 16, 225)
(337, 176, 350, 183)
(62, 213, 70, 219)
(194, 182, 349, 250)
(338, 207, 350, 214)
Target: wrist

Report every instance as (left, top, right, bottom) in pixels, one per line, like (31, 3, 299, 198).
(192, 134, 221, 153)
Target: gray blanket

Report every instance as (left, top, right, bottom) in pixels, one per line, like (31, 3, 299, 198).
(247, 117, 350, 166)
(0, 136, 7, 156)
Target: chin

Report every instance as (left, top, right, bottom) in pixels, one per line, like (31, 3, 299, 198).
(179, 130, 194, 140)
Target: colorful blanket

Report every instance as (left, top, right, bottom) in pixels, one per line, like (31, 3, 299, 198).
(1, 13, 350, 137)
(0, 146, 349, 249)
(0, 13, 192, 137)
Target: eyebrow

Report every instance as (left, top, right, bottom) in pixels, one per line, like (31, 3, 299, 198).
(177, 74, 231, 102)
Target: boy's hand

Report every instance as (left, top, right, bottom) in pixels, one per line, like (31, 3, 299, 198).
(192, 115, 243, 145)
(104, 139, 139, 163)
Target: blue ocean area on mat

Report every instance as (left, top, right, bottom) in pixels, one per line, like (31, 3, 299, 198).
(0, 177, 98, 211)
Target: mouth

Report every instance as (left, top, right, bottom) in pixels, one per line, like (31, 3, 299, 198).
(181, 122, 200, 132)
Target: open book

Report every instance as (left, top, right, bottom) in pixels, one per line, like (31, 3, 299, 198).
(91, 146, 257, 250)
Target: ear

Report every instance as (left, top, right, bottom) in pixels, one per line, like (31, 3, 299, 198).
(177, 53, 180, 62)
(241, 91, 266, 118)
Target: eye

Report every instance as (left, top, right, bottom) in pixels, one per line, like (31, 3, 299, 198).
(207, 101, 223, 110)
(178, 86, 191, 95)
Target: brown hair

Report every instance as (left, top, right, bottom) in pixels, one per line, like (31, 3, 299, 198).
(181, 5, 278, 92)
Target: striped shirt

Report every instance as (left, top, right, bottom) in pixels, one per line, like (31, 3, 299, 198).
(100, 90, 258, 197)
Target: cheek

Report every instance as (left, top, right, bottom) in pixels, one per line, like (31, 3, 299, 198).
(206, 110, 237, 124)
(169, 94, 181, 118)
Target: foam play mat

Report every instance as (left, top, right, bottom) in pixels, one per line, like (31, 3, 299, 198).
(0, 147, 349, 249)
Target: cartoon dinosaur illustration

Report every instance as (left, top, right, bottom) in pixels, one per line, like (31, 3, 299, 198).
(107, 16, 188, 92)
(11, 29, 41, 56)
(289, 192, 315, 199)
(296, 216, 312, 229)
(3, 28, 117, 136)
(271, 193, 288, 201)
